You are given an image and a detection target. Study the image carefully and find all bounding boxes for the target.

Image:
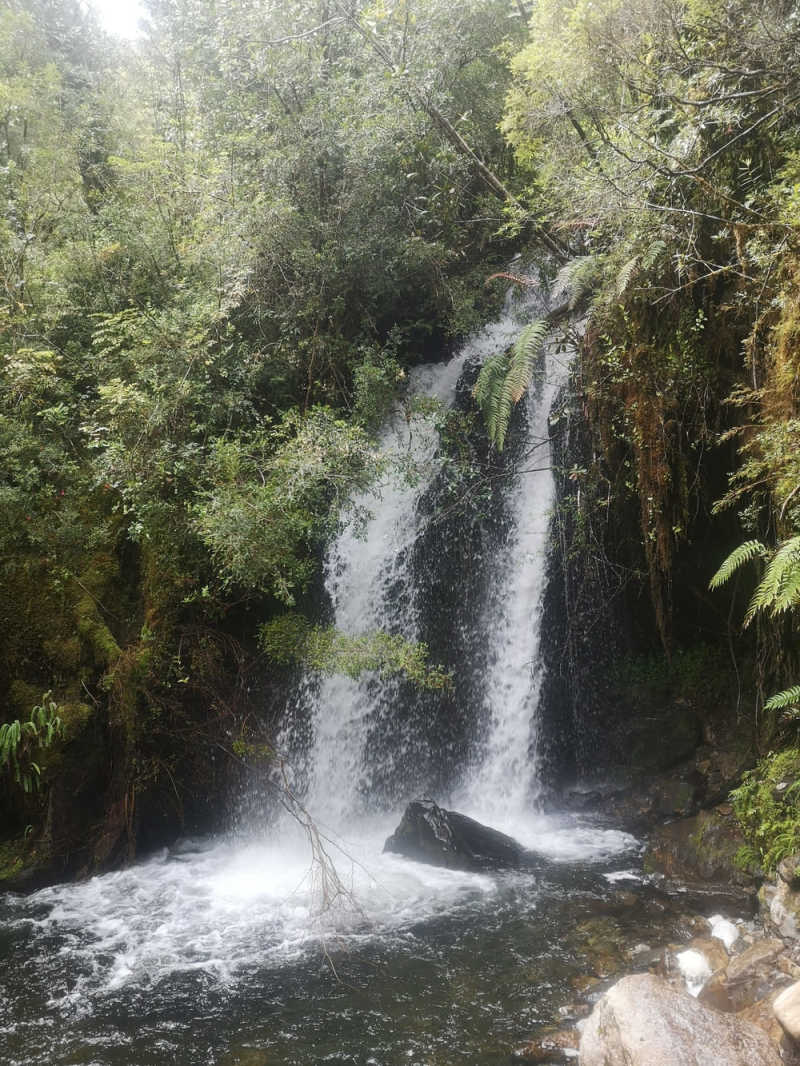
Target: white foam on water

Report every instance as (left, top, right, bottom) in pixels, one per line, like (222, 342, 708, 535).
(708, 914, 739, 952)
(676, 948, 713, 996)
(5, 818, 498, 1009)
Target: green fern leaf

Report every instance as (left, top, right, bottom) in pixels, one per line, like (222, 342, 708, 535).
(745, 535, 800, 625)
(473, 319, 549, 451)
(765, 685, 800, 712)
(616, 256, 639, 297)
(553, 256, 599, 309)
(508, 319, 549, 403)
(709, 540, 766, 590)
(641, 239, 667, 271)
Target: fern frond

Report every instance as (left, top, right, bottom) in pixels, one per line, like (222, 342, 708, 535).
(709, 540, 766, 590)
(553, 255, 599, 309)
(508, 319, 549, 403)
(616, 256, 639, 297)
(641, 239, 667, 271)
(473, 353, 507, 409)
(765, 685, 800, 712)
(745, 535, 800, 625)
(473, 319, 549, 450)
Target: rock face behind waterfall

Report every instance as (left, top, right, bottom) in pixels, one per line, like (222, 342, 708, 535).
(383, 800, 525, 871)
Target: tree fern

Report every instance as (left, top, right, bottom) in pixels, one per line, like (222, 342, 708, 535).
(745, 535, 800, 625)
(473, 318, 549, 451)
(765, 686, 800, 712)
(709, 539, 767, 589)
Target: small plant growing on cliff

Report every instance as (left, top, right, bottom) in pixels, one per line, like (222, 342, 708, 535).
(259, 614, 453, 691)
(0, 693, 64, 794)
(730, 749, 800, 872)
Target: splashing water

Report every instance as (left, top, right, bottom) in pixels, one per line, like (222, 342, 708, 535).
(0, 287, 640, 1066)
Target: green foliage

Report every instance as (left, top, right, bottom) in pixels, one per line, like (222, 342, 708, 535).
(196, 409, 381, 604)
(0, 693, 63, 794)
(260, 614, 453, 692)
(351, 347, 406, 431)
(744, 536, 800, 626)
(731, 749, 800, 872)
(711, 536, 800, 716)
(473, 318, 549, 450)
(554, 256, 604, 309)
(765, 687, 800, 714)
(709, 541, 768, 590)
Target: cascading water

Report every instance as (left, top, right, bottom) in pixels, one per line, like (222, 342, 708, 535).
(287, 287, 539, 825)
(456, 332, 569, 829)
(0, 287, 644, 1066)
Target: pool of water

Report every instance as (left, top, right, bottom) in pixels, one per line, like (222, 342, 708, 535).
(0, 811, 697, 1066)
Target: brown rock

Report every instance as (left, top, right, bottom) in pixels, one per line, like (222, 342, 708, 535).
(725, 938, 787, 1011)
(739, 996, 786, 1045)
(727, 938, 784, 981)
(570, 974, 600, 993)
(774, 980, 800, 1041)
(579, 974, 782, 1066)
(684, 936, 729, 974)
(511, 1028, 578, 1062)
(698, 972, 733, 1012)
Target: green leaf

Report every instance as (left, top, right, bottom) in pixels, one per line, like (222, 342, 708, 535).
(709, 540, 766, 590)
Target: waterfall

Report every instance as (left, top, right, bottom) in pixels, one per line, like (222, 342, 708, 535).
(0, 291, 636, 1055)
(285, 284, 570, 836)
(457, 339, 569, 827)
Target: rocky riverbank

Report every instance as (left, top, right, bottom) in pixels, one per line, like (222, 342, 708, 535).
(512, 807, 800, 1065)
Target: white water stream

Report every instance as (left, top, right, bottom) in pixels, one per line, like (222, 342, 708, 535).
(0, 290, 637, 1061)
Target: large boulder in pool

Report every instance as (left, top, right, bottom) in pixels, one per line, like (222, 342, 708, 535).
(383, 799, 525, 871)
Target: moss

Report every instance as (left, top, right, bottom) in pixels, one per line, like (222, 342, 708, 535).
(731, 748, 800, 872)
(57, 701, 94, 742)
(74, 593, 121, 668)
(7, 679, 41, 718)
(42, 635, 82, 673)
(0, 838, 28, 883)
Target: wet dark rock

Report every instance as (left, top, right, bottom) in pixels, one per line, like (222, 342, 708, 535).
(643, 876, 757, 920)
(644, 805, 755, 886)
(564, 740, 750, 834)
(383, 800, 529, 871)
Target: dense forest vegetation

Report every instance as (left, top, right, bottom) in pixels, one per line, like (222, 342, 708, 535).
(1, 0, 799, 884)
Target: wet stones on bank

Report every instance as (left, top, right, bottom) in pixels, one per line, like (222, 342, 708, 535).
(511, 848, 800, 1065)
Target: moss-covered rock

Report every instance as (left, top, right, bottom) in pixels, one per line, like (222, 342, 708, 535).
(644, 804, 756, 885)
(731, 749, 800, 873)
